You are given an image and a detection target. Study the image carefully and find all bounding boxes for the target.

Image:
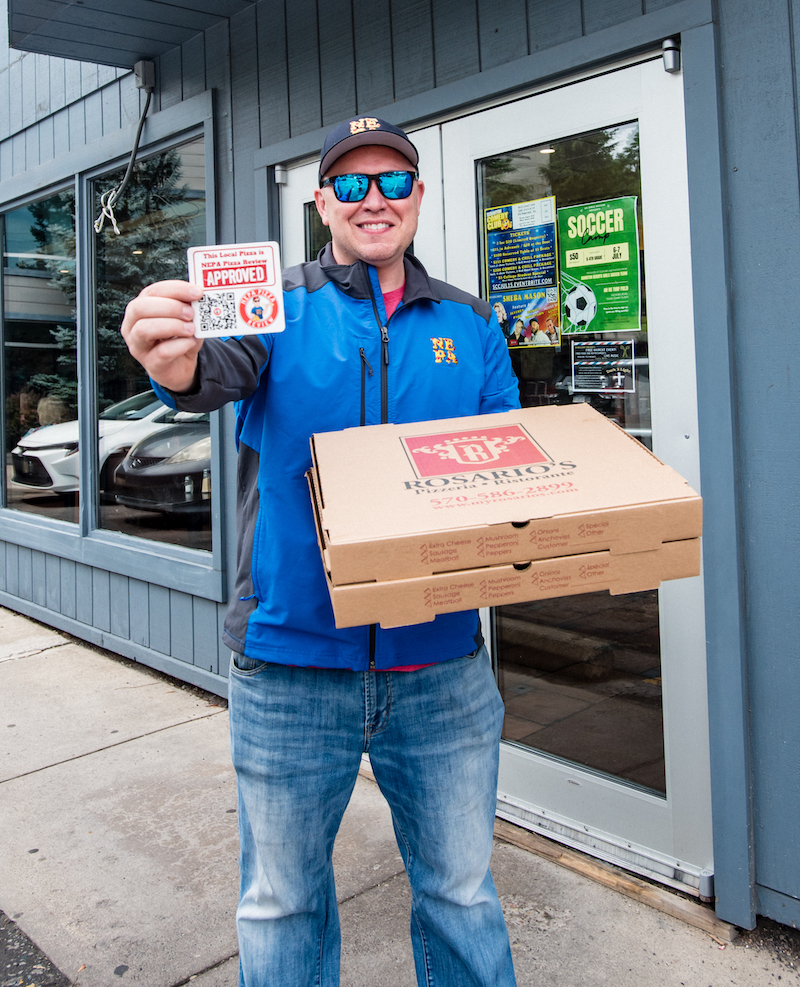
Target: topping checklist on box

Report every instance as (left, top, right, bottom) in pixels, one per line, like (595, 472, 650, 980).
(187, 241, 286, 337)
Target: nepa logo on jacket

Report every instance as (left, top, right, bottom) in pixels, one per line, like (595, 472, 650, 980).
(402, 425, 551, 478)
(431, 337, 458, 363)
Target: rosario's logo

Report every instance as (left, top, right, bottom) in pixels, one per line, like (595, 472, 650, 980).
(431, 337, 458, 364)
(349, 117, 381, 135)
(402, 424, 551, 478)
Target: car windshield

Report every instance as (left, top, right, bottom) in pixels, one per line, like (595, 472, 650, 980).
(99, 390, 162, 421)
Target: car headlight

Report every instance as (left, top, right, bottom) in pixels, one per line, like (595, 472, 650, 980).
(164, 436, 212, 465)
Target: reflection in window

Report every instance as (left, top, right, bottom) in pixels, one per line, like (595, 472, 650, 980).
(93, 137, 211, 551)
(478, 124, 666, 796)
(3, 190, 78, 522)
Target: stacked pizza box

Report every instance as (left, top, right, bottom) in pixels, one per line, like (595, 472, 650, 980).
(307, 404, 701, 629)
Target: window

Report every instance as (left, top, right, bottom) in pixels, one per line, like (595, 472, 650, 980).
(91, 137, 211, 551)
(3, 190, 78, 522)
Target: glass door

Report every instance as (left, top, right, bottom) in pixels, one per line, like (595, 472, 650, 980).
(440, 60, 712, 891)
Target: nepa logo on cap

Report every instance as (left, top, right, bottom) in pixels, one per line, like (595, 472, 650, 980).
(402, 424, 551, 478)
(349, 117, 381, 135)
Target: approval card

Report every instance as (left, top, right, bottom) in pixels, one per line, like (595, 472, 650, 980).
(187, 241, 286, 337)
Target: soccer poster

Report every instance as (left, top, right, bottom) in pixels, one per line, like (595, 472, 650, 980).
(556, 197, 640, 335)
(484, 196, 561, 348)
(571, 339, 636, 393)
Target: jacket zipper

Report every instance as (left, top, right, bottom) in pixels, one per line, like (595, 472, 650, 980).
(367, 271, 392, 669)
(359, 348, 373, 427)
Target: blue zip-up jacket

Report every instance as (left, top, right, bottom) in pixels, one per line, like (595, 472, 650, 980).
(154, 244, 520, 670)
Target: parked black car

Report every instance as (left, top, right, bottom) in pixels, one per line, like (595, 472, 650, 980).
(113, 413, 211, 515)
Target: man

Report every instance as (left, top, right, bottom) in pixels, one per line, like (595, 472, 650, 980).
(121, 117, 519, 987)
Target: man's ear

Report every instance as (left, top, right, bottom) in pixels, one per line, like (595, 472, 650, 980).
(313, 188, 330, 227)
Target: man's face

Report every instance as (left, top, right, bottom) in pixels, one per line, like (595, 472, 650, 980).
(314, 145, 424, 270)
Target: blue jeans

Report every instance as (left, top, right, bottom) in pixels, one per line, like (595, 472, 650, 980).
(228, 645, 516, 987)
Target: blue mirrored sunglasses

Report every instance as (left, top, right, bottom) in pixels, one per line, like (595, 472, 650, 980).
(319, 171, 418, 202)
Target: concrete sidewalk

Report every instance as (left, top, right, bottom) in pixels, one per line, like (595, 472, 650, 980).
(0, 606, 797, 987)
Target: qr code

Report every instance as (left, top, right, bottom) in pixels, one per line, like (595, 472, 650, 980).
(197, 291, 236, 334)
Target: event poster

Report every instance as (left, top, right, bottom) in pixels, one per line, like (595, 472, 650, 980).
(571, 339, 636, 394)
(557, 196, 641, 335)
(484, 196, 560, 348)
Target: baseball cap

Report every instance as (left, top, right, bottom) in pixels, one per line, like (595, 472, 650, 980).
(319, 117, 419, 179)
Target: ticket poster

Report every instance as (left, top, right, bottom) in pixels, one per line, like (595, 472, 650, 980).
(557, 197, 640, 335)
(484, 196, 561, 348)
(187, 241, 286, 337)
(571, 339, 636, 393)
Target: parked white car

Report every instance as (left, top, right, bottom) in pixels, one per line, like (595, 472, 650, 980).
(10, 390, 178, 496)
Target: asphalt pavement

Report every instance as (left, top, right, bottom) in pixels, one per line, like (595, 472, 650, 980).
(1, 605, 798, 987)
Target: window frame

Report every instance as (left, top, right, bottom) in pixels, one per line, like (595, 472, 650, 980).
(0, 92, 227, 602)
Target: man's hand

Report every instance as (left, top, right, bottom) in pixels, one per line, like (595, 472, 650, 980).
(121, 281, 205, 394)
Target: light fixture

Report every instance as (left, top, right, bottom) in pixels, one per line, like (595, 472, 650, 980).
(59, 269, 69, 273)
(539, 147, 555, 154)
(132, 249, 143, 255)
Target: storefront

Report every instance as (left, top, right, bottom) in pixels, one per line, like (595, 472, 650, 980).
(2, 0, 798, 932)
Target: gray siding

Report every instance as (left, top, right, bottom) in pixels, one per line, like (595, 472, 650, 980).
(0, 540, 229, 693)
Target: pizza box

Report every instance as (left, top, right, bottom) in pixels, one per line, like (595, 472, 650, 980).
(308, 404, 701, 586)
(320, 538, 700, 629)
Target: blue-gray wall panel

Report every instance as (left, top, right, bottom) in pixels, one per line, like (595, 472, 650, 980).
(148, 583, 171, 654)
(102, 82, 121, 134)
(60, 558, 77, 619)
(0, 543, 5, 592)
(229, 4, 260, 242)
(256, 0, 290, 144)
(53, 107, 69, 158)
(21, 49, 36, 126)
(716, 0, 800, 908)
(68, 101, 86, 149)
(158, 44, 183, 110)
(64, 60, 82, 105)
(25, 127, 40, 170)
(84, 90, 103, 144)
(8, 58, 23, 134)
(193, 596, 219, 673)
(46, 553, 60, 612)
(353, 0, 394, 112)
(205, 19, 235, 243)
(392, 0, 435, 101)
(35, 53, 50, 120)
(32, 550, 47, 607)
(11, 132, 25, 175)
(583, 0, 644, 33)
(110, 573, 129, 640)
(129, 578, 150, 648)
(39, 115, 54, 162)
(18, 547, 32, 602)
(433, 0, 480, 86)
(92, 568, 111, 632)
(76, 563, 93, 625)
(477, 0, 528, 70)
(527, 0, 583, 51)
(1, 138, 12, 181)
(169, 589, 194, 662)
(286, 0, 321, 135)
(319, 0, 357, 126)
(181, 33, 206, 101)
(0, 62, 10, 141)
(120, 77, 141, 128)
(81, 62, 99, 97)
(5, 544, 19, 597)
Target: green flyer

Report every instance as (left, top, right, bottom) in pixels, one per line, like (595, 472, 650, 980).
(556, 196, 640, 334)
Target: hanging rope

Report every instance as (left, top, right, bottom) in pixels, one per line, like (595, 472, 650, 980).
(93, 89, 153, 235)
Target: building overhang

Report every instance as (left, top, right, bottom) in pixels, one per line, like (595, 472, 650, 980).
(8, 0, 256, 68)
